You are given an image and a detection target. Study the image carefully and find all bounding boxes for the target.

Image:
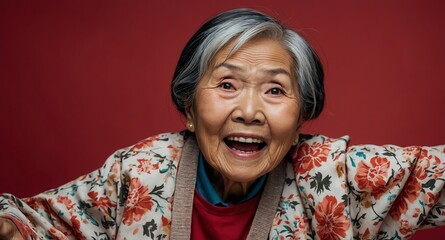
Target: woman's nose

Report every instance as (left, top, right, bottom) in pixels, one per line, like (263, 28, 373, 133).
(231, 91, 265, 125)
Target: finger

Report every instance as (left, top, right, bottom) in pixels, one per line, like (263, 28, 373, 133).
(0, 218, 23, 240)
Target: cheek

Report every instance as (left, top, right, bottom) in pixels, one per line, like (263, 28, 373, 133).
(194, 92, 231, 133)
(192, 92, 230, 156)
(267, 102, 300, 137)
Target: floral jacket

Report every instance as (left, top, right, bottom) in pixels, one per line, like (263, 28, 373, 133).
(1, 131, 444, 239)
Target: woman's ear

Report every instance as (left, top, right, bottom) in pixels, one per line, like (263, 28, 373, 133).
(185, 106, 195, 132)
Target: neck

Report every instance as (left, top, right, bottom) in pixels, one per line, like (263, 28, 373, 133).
(210, 169, 255, 204)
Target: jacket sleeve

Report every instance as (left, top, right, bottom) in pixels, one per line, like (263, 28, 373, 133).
(0, 148, 127, 239)
(289, 135, 445, 240)
(0, 132, 184, 239)
(346, 143, 445, 239)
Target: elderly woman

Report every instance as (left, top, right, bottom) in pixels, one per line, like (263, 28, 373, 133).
(1, 8, 444, 240)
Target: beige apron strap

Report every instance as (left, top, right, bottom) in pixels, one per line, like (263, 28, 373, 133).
(170, 135, 199, 240)
(246, 159, 286, 240)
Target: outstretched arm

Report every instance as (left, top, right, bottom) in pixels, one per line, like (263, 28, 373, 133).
(288, 135, 445, 239)
(346, 144, 445, 238)
(0, 132, 184, 239)
(0, 149, 126, 239)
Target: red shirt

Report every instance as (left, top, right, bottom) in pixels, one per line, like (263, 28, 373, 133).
(191, 189, 261, 240)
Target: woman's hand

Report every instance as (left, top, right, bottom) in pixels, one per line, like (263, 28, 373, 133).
(0, 217, 24, 240)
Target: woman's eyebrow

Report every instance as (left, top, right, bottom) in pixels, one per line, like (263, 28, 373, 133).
(213, 62, 242, 72)
(264, 68, 291, 78)
(213, 62, 291, 77)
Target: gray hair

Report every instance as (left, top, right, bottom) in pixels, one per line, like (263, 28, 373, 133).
(171, 8, 324, 120)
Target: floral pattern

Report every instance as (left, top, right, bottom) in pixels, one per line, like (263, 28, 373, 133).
(122, 178, 154, 226)
(355, 156, 391, 193)
(315, 195, 350, 240)
(295, 141, 331, 175)
(0, 131, 444, 239)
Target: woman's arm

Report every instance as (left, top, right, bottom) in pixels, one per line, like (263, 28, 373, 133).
(346, 144, 445, 238)
(0, 149, 126, 239)
(0, 132, 183, 239)
(290, 135, 445, 239)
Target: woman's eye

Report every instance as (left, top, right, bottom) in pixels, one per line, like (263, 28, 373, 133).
(220, 82, 233, 90)
(269, 87, 284, 95)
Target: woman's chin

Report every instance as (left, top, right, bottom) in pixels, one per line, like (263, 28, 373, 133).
(221, 169, 265, 184)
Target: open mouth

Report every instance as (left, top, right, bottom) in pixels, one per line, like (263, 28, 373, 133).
(224, 136, 267, 153)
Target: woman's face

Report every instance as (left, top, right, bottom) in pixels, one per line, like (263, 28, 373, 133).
(186, 38, 301, 183)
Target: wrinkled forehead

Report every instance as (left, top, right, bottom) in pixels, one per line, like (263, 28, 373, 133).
(205, 37, 297, 80)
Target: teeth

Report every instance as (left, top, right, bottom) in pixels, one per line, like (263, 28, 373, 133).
(230, 147, 254, 153)
(227, 136, 263, 143)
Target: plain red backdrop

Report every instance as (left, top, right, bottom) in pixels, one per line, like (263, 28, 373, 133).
(0, 1, 444, 238)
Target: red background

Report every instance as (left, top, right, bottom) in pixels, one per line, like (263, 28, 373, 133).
(0, 1, 444, 238)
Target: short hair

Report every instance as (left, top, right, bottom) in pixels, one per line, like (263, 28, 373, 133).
(171, 8, 324, 120)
